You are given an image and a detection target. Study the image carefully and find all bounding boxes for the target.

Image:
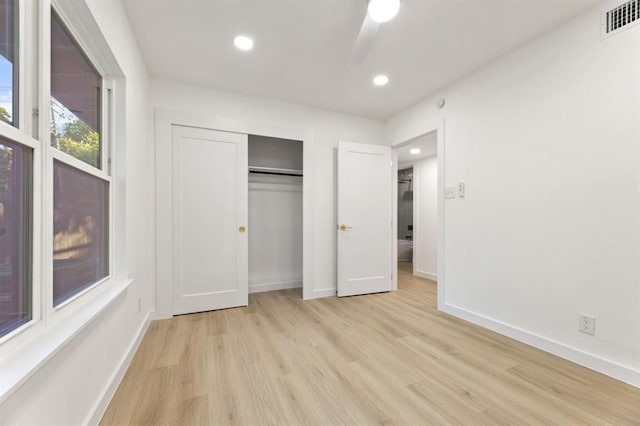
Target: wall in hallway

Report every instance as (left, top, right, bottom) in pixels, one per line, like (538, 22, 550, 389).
(414, 156, 438, 280)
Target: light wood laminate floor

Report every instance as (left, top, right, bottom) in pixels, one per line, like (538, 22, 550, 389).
(102, 262, 640, 425)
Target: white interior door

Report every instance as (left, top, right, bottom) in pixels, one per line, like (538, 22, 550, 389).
(172, 125, 248, 315)
(337, 141, 393, 297)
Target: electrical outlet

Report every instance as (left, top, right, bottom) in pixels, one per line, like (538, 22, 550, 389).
(579, 313, 595, 336)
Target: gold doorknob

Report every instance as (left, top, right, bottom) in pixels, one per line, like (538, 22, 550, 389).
(239, 226, 246, 233)
(339, 224, 353, 231)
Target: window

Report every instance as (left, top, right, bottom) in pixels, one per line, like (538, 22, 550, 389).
(50, 10, 110, 306)
(52, 161, 108, 305)
(0, 0, 17, 126)
(0, 1, 124, 394)
(50, 9, 102, 169)
(0, 0, 28, 339)
(0, 3, 120, 340)
(0, 137, 31, 338)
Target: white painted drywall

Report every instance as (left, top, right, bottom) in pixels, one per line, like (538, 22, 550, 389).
(414, 156, 438, 281)
(0, 1, 155, 424)
(249, 174, 303, 292)
(387, 1, 640, 386)
(151, 78, 386, 299)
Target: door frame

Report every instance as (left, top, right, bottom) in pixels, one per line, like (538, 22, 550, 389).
(391, 119, 446, 310)
(154, 109, 315, 318)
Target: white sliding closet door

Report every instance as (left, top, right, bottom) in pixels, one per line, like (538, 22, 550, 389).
(172, 125, 248, 315)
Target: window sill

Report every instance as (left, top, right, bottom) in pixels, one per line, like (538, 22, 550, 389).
(0, 278, 133, 404)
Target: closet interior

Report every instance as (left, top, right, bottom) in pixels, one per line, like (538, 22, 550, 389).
(248, 135, 303, 295)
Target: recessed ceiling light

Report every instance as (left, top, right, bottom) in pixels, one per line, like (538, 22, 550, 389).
(234, 35, 254, 51)
(373, 75, 389, 86)
(368, 0, 401, 23)
(410, 148, 421, 155)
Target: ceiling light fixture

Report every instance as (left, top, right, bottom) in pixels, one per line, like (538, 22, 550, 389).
(367, 0, 401, 23)
(373, 75, 389, 86)
(234, 35, 254, 51)
(410, 148, 421, 155)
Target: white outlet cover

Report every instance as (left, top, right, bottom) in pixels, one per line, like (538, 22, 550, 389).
(579, 313, 595, 336)
(445, 186, 457, 199)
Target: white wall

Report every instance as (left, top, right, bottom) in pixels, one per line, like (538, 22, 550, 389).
(387, 2, 640, 386)
(151, 78, 386, 299)
(414, 156, 438, 281)
(249, 174, 303, 292)
(0, 1, 154, 424)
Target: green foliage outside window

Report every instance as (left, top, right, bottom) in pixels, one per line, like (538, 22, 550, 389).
(0, 107, 10, 125)
(50, 97, 100, 168)
(54, 119, 100, 167)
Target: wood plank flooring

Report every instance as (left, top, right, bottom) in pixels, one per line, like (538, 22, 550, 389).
(101, 263, 640, 425)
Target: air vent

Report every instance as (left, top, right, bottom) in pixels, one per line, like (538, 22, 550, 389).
(605, 0, 639, 35)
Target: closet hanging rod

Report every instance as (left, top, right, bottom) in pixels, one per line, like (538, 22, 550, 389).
(248, 166, 303, 177)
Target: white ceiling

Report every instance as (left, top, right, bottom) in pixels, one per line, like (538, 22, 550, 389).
(397, 131, 437, 165)
(123, 0, 603, 119)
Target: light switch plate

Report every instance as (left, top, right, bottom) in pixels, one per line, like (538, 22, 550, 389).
(445, 186, 457, 199)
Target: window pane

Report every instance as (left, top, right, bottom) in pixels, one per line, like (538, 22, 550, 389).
(0, 137, 32, 338)
(0, 0, 16, 126)
(53, 161, 108, 306)
(50, 10, 101, 169)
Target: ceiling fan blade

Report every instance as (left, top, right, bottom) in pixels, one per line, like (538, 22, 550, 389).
(349, 14, 381, 66)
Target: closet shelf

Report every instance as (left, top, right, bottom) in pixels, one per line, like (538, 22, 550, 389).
(248, 166, 303, 177)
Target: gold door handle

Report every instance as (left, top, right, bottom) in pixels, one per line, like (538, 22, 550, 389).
(239, 226, 246, 233)
(339, 224, 353, 231)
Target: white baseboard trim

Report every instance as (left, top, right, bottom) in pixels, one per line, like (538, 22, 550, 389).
(152, 311, 171, 320)
(415, 270, 438, 281)
(249, 279, 302, 294)
(441, 303, 640, 389)
(85, 310, 153, 425)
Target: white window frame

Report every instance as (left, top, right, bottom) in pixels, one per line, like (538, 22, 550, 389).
(0, 0, 43, 343)
(0, 119, 42, 342)
(0, 0, 130, 404)
(44, 1, 115, 319)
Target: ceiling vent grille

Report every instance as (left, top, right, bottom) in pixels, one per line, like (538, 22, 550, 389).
(605, 0, 639, 35)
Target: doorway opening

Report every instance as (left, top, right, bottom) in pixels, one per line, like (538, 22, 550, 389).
(397, 165, 415, 278)
(393, 131, 439, 305)
(248, 135, 303, 299)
